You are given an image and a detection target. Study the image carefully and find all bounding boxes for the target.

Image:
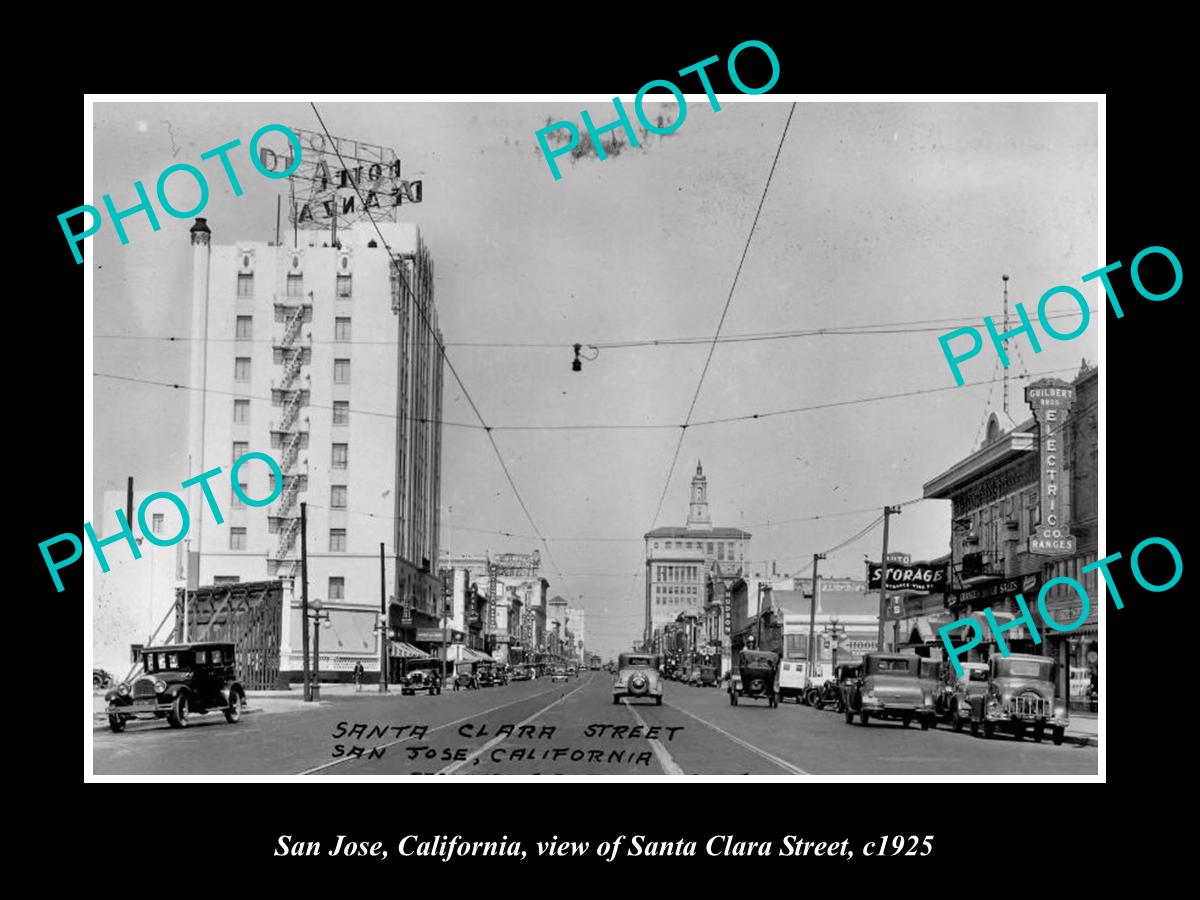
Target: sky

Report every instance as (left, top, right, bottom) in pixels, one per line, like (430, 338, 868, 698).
(91, 99, 1099, 661)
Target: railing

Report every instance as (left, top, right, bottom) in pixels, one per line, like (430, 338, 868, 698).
(275, 516, 300, 561)
(279, 387, 304, 432)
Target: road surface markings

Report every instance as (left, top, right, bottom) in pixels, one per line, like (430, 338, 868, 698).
(666, 701, 810, 775)
(622, 700, 686, 775)
(296, 680, 586, 775)
(437, 679, 593, 775)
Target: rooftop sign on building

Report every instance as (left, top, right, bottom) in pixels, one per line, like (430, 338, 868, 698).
(257, 126, 422, 229)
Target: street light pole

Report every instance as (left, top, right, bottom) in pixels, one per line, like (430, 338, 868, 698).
(877, 506, 902, 651)
(808, 553, 825, 680)
(310, 598, 329, 701)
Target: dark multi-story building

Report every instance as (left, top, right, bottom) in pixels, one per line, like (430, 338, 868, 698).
(923, 362, 1098, 699)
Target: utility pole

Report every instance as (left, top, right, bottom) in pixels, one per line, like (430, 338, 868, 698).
(808, 553, 826, 680)
(300, 501, 311, 702)
(441, 570, 450, 690)
(379, 542, 388, 693)
(877, 506, 902, 651)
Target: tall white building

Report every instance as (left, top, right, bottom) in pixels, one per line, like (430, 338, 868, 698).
(182, 216, 444, 681)
(567, 607, 585, 660)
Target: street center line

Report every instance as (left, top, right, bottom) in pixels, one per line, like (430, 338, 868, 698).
(666, 700, 810, 775)
(623, 700, 686, 776)
(296, 682, 576, 775)
(438, 678, 593, 776)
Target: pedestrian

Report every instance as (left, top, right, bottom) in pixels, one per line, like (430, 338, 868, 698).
(352, 660, 364, 692)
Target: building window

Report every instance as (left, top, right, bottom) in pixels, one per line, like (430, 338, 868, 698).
(334, 358, 351, 384)
(707, 542, 714, 554)
(330, 485, 347, 509)
(329, 576, 345, 600)
(233, 441, 249, 462)
(332, 443, 348, 468)
(231, 484, 248, 508)
(230, 527, 247, 551)
(337, 274, 352, 298)
(235, 315, 253, 339)
(718, 544, 725, 561)
(233, 399, 249, 423)
(329, 529, 347, 552)
(286, 274, 303, 298)
(151, 513, 164, 535)
(237, 273, 253, 297)
(234, 357, 251, 382)
(333, 401, 350, 425)
(666, 542, 672, 550)
(335, 317, 352, 341)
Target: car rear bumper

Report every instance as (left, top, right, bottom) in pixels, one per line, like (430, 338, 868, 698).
(985, 712, 1068, 727)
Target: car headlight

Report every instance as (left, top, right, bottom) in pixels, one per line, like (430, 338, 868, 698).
(865, 690, 875, 700)
(923, 693, 934, 706)
(117, 683, 130, 696)
(154, 680, 167, 694)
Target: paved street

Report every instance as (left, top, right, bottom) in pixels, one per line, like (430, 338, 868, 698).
(94, 672, 1097, 776)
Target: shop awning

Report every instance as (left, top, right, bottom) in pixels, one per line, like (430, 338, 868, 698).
(390, 641, 428, 659)
(461, 647, 494, 663)
(907, 620, 939, 645)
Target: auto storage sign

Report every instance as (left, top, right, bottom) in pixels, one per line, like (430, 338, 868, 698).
(866, 561, 948, 592)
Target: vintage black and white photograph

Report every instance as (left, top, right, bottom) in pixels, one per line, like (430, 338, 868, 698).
(85, 96, 1101, 777)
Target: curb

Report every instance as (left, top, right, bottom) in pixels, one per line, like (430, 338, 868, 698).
(93, 706, 264, 731)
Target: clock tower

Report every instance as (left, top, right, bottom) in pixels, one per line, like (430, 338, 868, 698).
(687, 461, 711, 528)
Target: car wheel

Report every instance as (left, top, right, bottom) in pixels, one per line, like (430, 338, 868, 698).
(983, 721, 995, 739)
(612, 696, 620, 705)
(730, 692, 738, 706)
(1013, 723, 1025, 742)
(224, 690, 243, 723)
(108, 714, 125, 733)
(1033, 725, 1045, 743)
(970, 718, 979, 736)
(901, 715, 912, 728)
(859, 710, 869, 727)
(953, 714, 963, 733)
(844, 707, 853, 724)
(94, 675, 102, 689)
(167, 693, 190, 729)
(655, 696, 662, 706)
(1052, 726, 1065, 746)
(921, 717, 930, 731)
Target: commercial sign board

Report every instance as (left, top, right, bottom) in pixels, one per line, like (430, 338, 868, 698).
(416, 628, 464, 644)
(953, 572, 1042, 609)
(1026, 378, 1077, 555)
(257, 126, 422, 229)
(866, 561, 948, 592)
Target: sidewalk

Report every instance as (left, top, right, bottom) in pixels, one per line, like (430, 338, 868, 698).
(1064, 712, 1098, 748)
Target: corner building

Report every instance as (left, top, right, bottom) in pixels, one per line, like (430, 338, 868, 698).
(185, 217, 444, 683)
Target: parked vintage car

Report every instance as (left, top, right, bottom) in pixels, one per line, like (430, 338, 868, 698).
(944, 661, 990, 731)
(93, 668, 114, 690)
(612, 653, 663, 705)
(841, 652, 935, 728)
(966, 653, 1068, 744)
(917, 658, 944, 725)
(510, 666, 531, 681)
(105, 642, 246, 732)
(567, 665, 578, 678)
(729, 649, 779, 708)
(699, 665, 718, 687)
(400, 661, 443, 696)
(550, 666, 569, 683)
(778, 660, 807, 703)
(832, 661, 864, 713)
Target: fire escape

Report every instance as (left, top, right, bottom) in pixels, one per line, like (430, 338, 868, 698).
(268, 288, 312, 578)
